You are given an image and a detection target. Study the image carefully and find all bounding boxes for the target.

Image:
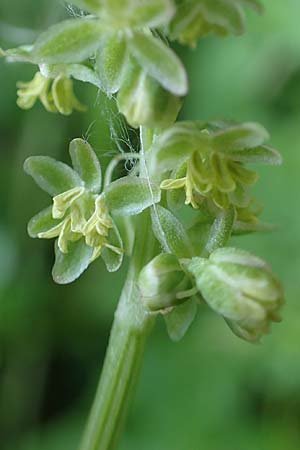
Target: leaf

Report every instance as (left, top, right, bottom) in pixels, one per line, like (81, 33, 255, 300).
(151, 205, 192, 258)
(153, 122, 205, 171)
(104, 176, 161, 215)
(101, 223, 124, 272)
(213, 122, 269, 152)
(24, 156, 83, 196)
(52, 239, 93, 284)
(165, 298, 198, 342)
(96, 35, 128, 94)
(28, 206, 61, 238)
(32, 19, 104, 64)
(69, 139, 102, 193)
(128, 32, 188, 96)
(226, 145, 282, 165)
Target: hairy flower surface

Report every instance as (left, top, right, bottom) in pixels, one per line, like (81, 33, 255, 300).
(154, 121, 282, 210)
(169, 0, 263, 47)
(24, 138, 161, 283)
(24, 139, 124, 283)
(187, 247, 284, 342)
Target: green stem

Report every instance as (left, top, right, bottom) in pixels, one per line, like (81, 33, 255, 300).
(79, 278, 153, 450)
(79, 210, 156, 450)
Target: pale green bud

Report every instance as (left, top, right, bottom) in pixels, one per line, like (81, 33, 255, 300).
(139, 254, 194, 312)
(117, 61, 181, 128)
(187, 247, 283, 342)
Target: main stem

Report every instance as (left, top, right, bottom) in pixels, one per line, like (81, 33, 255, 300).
(79, 129, 156, 450)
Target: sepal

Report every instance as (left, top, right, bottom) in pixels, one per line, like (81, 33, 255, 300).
(24, 156, 83, 196)
(104, 176, 161, 215)
(69, 138, 102, 193)
(151, 205, 193, 258)
(52, 239, 93, 284)
(187, 247, 284, 342)
(32, 19, 104, 64)
(164, 297, 198, 342)
(128, 32, 188, 96)
(96, 35, 128, 94)
(139, 253, 194, 311)
(117, 61, 181, 128)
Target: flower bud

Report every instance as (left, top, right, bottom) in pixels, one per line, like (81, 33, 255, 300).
(187, 247, 283, 342)
(139, 253, 193, 312)
(117, 61, 181, 128)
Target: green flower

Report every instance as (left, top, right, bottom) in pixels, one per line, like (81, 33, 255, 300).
(169, 0, 263, 47)
(187, 247, 284, 342)
(2, 1, 187, 126)
(24, 139, 161, 284)
(139, 253, 194, 311)
(154, 121, 282, 210)
(17, 71, 86, 115)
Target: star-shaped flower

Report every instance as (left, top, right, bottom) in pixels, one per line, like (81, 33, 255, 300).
(25, 138, 161, 283)
(153, 121, 282, 210)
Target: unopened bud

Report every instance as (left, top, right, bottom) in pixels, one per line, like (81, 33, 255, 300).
(117, 62, 181, 128)
(139, 253, 193, 311)
(187, 247, 284, 342)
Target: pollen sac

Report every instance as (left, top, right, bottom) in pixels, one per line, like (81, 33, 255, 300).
(17, 71, 86, 115)
(156, 121, 281, 211)
(187, 247, 284, 342)
(139, 253, 194, 312)
(37, 186, 117, 262)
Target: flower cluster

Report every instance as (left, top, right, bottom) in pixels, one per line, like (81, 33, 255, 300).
(1, 0, 261, 126)
(139, 246, 283, 343)
(2, 0, 284, 345)
(153, 121, 282, 211)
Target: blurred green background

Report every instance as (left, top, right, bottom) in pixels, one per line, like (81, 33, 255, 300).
(1, 1, 300, 449)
